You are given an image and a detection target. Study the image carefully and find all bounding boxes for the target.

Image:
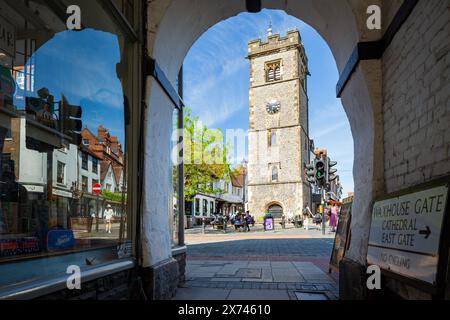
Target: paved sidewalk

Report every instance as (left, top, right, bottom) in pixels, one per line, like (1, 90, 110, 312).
(174, 229, 339, 300)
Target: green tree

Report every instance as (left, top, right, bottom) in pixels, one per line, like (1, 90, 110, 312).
(182, 109, 231, 203)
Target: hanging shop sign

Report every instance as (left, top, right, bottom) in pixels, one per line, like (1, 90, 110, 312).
(52, 188, 73, 198)
(0, 16, 15, 57)
(23, 184, 45, 193)
(367, 181, 449, 286)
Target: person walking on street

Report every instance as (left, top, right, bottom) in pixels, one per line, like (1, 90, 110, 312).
(244, 211, 252, 232)
(281, 215, 286, 229)
(329, 204, 339, 232)
(104, 204, 114, 234)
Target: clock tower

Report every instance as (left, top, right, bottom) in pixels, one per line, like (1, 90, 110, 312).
(247, 28, 311, 220)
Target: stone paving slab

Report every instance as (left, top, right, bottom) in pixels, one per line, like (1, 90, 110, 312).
(175, 229, 339, 300)
(174, 288, 230, 300)
(227, 289, 290, 300)
(235, 268, 262, 278)
(211, 277, 242, 282)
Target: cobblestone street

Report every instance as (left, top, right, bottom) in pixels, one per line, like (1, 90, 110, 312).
(174, 227, 339, 300)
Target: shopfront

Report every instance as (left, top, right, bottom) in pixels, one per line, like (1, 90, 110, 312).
(0, 1, 144, 299)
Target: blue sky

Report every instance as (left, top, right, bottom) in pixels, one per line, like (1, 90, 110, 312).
(17, 29, 126, 147)
(184, 9, 354, 195)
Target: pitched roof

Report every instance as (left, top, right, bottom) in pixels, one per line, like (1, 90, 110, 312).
(100, 161, 112, 181)
(112, 165, 123, 185)
(230, 166, 247, 188)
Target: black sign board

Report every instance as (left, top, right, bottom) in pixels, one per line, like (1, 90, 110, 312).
(329, 201, 352, 273)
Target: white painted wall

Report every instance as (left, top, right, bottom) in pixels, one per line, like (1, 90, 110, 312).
(53, 144, 78, 191)
(78, 151, 101, 193)
(101, 163, 117, 193)
(18, 118, 47, 186)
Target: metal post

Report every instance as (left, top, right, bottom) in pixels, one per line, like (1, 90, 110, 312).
(202, 217, 206, 234)
(322, 188, 326, 235)
(177, 67, 185, 246)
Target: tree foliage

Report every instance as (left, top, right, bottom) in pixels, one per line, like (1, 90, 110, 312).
(182, 109, 231, 202)
(101, 190, 127, 203)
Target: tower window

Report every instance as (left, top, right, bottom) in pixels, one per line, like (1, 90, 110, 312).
(266, 60, 281, 82)
(269, 131, 277, 147)
(275, 67, 281, 80)
(271, 166, 279, 182)
(268, 68, 275, 81)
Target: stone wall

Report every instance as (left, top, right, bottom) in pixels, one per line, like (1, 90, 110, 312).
(248, 182, 306, 219)
(38, 269, 135, 300)
(383, 0, 450, 193)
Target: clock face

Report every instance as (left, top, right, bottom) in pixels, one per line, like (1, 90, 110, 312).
(266, 99, 281, 115)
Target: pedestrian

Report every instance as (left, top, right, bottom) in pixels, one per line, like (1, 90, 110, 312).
(244, 212, 252, 232)
(287, 211, 294, 224)
(89, 206, 96, 218)
(281, 215, 286, 229)
(302, 205, 312, 230)
(104, 204, 114, 234)
(329, 204, 339, 232)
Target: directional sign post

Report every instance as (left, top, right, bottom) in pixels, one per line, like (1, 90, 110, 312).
(92, 183, 102, 195)
(367, 184, 449, 286)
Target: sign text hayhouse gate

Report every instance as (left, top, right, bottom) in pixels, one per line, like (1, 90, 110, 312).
(367, 184, 449, 285)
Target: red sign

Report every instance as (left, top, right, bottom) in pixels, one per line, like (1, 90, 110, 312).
(92, 183, 102, 194)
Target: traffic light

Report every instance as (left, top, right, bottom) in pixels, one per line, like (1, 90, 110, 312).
(305, 161, 316, 184)
(327, 157, 338, 183)
(60, 95, 82, 145)
(315, 158, 326, 187)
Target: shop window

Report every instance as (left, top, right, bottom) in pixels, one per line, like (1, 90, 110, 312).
(82, 176, 88, 192)
(202, 199, 208, 217)
(0, 2, 131, 276)
(195, 198, 200, 216)
(210, 201, 214, 215)
(56, 161, 65, 184)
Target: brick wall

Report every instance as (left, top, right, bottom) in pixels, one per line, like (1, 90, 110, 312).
(383, 0, 450, 193)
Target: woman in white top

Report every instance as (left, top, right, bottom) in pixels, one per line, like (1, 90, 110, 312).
(104, 204, 114, 234)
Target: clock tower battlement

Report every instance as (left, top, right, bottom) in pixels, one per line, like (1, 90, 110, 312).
(247, 28, 311, 219)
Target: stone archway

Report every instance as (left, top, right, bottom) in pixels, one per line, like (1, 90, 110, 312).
(143, 0, 384, 277)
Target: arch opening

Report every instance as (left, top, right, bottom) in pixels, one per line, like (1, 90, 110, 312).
(144, 0, 380, 269)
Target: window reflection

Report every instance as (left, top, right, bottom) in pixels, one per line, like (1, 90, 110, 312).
(1, 20, 129, 263)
